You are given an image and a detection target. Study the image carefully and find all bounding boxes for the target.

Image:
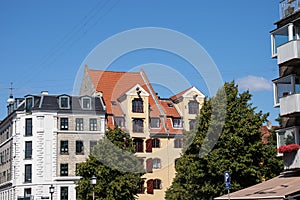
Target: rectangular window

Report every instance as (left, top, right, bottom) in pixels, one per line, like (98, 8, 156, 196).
(60, 118, 69, 130)
(25, 97, 33, 112)
(24, 188, 32, 197)
(114, 117, 125, 128)
(60, 187, 68, 200)
(134, 139, 144, 152)
(60, 164, 68, 176)
(24, 164, 32, 183)
(25, 141, 32, 159)
(76, 141, 84, 154)
(82, 98, 91, 109)
(174, 138, 183, 148)
(133, 119, 144, 133)
(60, 141, 68, 154)
(25, 118, 32, 136)
(173, 118, 183, 128)
(132, 99, 143, 113)
(188, 101, 199, 114)
(76, 118, 84, 131)
(90, 141, 98, 154)
(60, 97, 69, 109)
(150, 118, 160, 128)
(89, 119, 97, 131)
(189, 119, 196, 130)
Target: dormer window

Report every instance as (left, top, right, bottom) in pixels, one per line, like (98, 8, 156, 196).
(173, 118, 183, 128)
(82, 97, 91, 109)
(25, 97, 34, 112)
(59, 96, 70, 109)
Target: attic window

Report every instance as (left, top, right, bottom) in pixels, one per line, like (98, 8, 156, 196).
(82, 97, 91, 109)
(111, 101, 117, 106)
(167, 103, 173, 107)
(25, 97, 34, 111)
(59, 96, 70, 109)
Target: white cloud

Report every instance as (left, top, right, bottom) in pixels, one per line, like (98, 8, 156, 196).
(236, 76, 272, 91)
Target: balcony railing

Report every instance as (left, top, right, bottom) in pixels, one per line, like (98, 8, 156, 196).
(280, 0, 300, 19)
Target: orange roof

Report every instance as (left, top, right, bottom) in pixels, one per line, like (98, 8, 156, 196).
(170, 86, 193, 101)
(159, 99, 181, 118)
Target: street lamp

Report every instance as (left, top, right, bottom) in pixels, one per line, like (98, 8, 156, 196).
(49, 184, 54, 200)
(90, 175, 97, 200)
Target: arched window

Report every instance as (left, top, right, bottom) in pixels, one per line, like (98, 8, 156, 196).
(132, 98, 143, 113)
(152, 158, 161, 169)
(188, 100, 199, 114)
(153, 179, 162, 189)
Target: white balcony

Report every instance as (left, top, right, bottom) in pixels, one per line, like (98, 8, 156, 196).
(277, 40, 300, 65)
(280, 93, 300, 115)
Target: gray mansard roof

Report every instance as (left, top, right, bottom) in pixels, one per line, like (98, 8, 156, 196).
(9, 94, 106, 115)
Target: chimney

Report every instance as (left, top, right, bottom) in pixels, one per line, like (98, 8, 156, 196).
(41, 91, 49, 95)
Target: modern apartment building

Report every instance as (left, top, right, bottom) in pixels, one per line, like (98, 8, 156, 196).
(216, 1, 300, 199)
(0, 92, 105, 200)
(80, 66, 205, 200)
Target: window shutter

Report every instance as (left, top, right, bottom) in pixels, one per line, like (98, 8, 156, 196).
(146, 139, 152, 152)
(147, 179, 154, 194)
(146, 158, 153, 173)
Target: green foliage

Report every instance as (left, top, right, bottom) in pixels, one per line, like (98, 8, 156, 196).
(76, 126, 145, 200)
(165, 82, 283, 200)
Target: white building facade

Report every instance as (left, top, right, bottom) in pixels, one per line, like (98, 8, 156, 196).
(0, 93, 106, 200)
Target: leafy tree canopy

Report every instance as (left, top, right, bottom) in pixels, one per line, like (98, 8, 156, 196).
(76, 126, 145, 200)
(165, 81, 282, 200)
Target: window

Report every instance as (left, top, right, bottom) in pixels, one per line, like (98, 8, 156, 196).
(189, 119, 196, 130)
(150, 118, 160, 128)
(25, 141, 32, 159)
(134, 138, 144, 152)
(89, 119, 97, 131)
(173, 118, 183, 128)
(60, 118, 68, 130)
(137, 181, 145, 194)
(76, 118, 84, 131)
(153, 179, 162, 189)
(59, 96, 70, 109)
(277, 127, 300, 149)
(188, 100, 199, 114)
(90, 141, 98, 154)
(76, 141, 84, 154)
(114, 117, 125, 128)
(152, 138, 160, 148)
(24, 188, 31, 197)
(132, 98, 143, 113)
(25, 118, 32, 136)
(24, 164, 32, 183)
(133, 119, 144, 133)
(60, 164, 68, 176)
(82, 97, 91, 109)
(25, 97, 33, 112)
(60, 187, 68, 200)
(60, 141, 68, 154)
(152, 158, 161, 169)
(174, 138, 183, 148)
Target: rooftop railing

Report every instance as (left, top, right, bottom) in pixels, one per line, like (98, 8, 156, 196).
(280, 0, 300, 19)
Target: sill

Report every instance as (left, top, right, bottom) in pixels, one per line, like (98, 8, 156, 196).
(24, 181, 32, 184)
(76, 153, 84, 155)
(60, 153, 69, 155)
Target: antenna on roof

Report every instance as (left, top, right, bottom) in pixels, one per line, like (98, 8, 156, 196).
(7, 82, 14, 105)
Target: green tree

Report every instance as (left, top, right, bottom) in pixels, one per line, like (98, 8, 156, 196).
(76, 126, 145, 200)
(165, 82, 283, 200)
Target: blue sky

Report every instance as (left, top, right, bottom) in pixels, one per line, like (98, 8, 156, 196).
(0, 1, 280, 124)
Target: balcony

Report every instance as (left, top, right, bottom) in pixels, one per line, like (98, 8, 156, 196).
(280, 0, 300, 19)
(273, 74, 300, 111)
(280, 93, 300, 115)
(277, 40, 300, 64)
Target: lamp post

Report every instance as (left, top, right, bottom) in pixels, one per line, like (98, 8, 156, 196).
(49, 184, 54, 200)
(90, 175, 97, 200)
